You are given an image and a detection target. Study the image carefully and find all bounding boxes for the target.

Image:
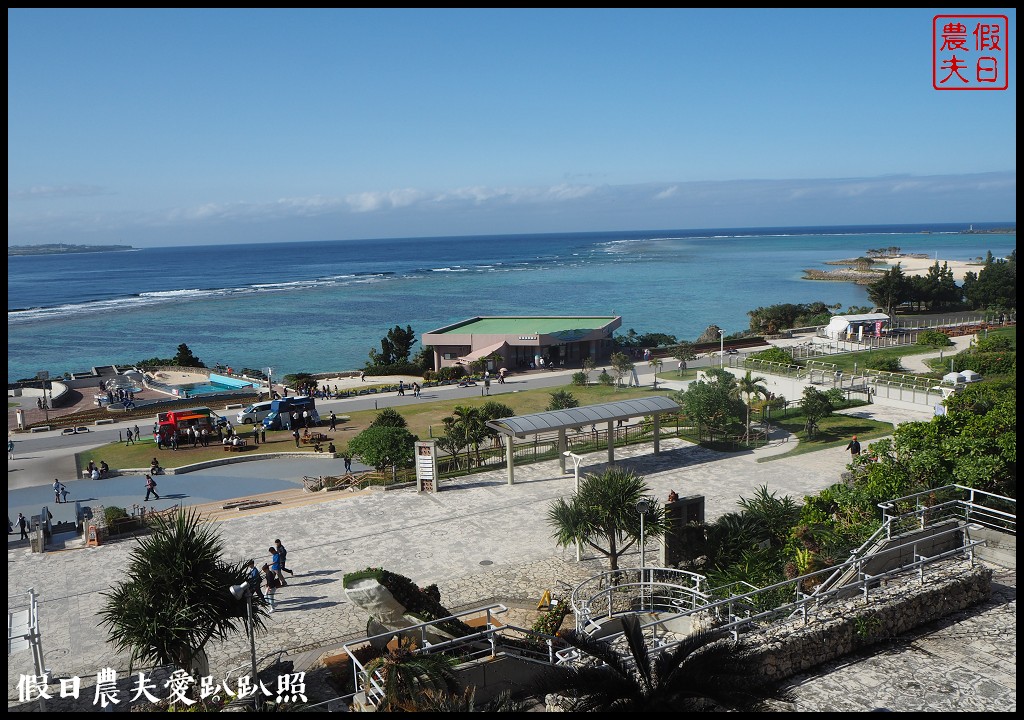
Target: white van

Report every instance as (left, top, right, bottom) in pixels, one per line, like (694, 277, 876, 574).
(236, 400, 273, 425)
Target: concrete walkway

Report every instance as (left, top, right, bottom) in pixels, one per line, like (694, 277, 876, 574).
(8, 402, 1015, 711)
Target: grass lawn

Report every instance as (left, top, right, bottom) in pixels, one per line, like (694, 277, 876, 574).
(78, 384, 670, 471)
(757, 406, 894, 462)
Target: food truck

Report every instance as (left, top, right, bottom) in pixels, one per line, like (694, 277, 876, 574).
(156, 407, 224, 445)
(261, 396, 319, 431)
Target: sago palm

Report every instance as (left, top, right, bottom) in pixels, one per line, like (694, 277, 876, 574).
(533, 614, 768, 711)
(98, 508, 259, 677)
(362, 637, 460, 711)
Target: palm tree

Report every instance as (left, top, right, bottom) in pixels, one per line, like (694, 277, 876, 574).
(452, 405, 487, 467)
(649, 358, 663, 389)
(547, 467, 667, 571)
(98, 508, 260, 677)
(362, 636, 460, 711)
(533, 615, 768, 711)
(736, 370, 769, 442)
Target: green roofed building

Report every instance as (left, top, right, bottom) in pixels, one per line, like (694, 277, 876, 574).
(421, 316, 621, 372)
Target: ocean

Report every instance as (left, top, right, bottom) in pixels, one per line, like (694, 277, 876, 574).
(7, 223, 1015, 383)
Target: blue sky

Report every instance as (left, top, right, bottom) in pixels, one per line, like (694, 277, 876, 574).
(7, 8, 1017, 247)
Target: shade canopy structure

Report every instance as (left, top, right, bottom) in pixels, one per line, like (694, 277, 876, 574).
(457, 340, 508, 364)
(942, 372, 967, 385)
(485, 396, 681, 485)
(960, 369, 982, 383)
(487, 396, 680, 438)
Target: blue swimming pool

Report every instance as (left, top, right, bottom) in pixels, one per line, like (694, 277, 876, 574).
(171, 380, 256, 398)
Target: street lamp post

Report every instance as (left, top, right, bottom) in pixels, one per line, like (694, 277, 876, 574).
(718, 329, 725, 368)
(264, 367, 273, 399)
(229, 584, 259, 704)
(564, 451, 584, 561)
(635, 498, 650, 573)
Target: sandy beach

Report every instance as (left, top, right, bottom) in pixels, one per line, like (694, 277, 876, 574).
(880, 256, 987, 283)
(807, 255, 991, 285)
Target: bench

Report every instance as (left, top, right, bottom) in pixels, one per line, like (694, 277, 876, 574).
(301, 432, 329, 445)
(224, 441, 249, 452)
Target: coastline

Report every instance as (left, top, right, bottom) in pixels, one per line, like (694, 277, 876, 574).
(804, 256, 989, 284)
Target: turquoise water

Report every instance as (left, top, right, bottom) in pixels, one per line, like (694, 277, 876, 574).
(7, 224, 1015, 382)
(175, 382, 255, 396)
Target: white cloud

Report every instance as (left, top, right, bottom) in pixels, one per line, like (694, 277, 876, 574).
(8, 184, 108, 199)
(7, 172, 1016, 246)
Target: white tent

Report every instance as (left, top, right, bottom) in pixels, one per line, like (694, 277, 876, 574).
(823, 313, 890, 340)
(942, 372, 966, 385)
(960, 369, 982, 383)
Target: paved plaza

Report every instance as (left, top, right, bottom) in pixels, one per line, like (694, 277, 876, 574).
(7, 357, 1014, 711)
(8, 415, 1016, 711)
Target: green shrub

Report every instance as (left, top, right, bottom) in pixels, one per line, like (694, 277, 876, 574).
(436, 365, 465, 382)
(916, 330, 953, 348)
(952, 350, 1016, 376)
(748, 347, 796, 366)
(531, 601, 571, 636)
(547, 390, 579, 410)
(864, 356, 903, 372)
(571, 371, 587, 386)
(598, 370, 614, 386)
(103, 506, 128, 526)
(973, 334, 1013, 352)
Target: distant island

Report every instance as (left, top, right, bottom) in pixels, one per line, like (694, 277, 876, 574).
(8, 243, 135, 256)
(961, 225, 1015, 235)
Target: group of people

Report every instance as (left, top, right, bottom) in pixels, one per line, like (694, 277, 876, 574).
(395, 381, 422, 397)
(124, 425, 142, 445)
(244, 539, 295, 612)
(52, 479, 70, 503)
(83, 460, 110, 480)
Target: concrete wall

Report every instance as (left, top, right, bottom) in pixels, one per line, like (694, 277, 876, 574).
(742, 564, 992, 684)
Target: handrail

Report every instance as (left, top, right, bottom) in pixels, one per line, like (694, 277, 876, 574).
(560, 524, 986, 668)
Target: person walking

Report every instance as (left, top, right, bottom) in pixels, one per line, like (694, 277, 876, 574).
(18, 512, 29, 540)
(329, 412, 337, 431)
(344, 454, 352, 473)
(133, 424, 141, 442)
(845, 435, 861, 458)
(244, 559, 265, 602)
(274, 539, 295, 578)
(53, 479, 62, 503)
(125, 428, 135, 445)
(61, 484, 70, 503)
(292, 428, 300, 448)
(260, 426, 267, 444)
(8, 439, 14, 460)
(252, 424, 260, 446)
(144, 474, 160, 501)
(269, 546, 287, 587)
(262, 563, 280, 612)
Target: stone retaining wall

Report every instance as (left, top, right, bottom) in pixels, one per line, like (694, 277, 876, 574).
(744, 562, 993, 683)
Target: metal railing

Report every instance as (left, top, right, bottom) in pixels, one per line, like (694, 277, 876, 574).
(556, 522, 986, 669)
(339, 603, 565, 710)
